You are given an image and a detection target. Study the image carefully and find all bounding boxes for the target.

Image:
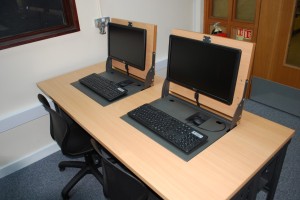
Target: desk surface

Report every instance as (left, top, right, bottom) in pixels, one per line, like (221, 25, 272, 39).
(37, 62, 294, 200)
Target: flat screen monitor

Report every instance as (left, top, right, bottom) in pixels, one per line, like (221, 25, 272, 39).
(108, 22, 147, 71)
(167, 35, 242, 105)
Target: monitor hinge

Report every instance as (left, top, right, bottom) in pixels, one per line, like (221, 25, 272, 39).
(144, 52, 156, 89)
(161, 79, 170, 98)
(230, 99, 244, 130)
(230, 80, 248, 129)
(106, 57, 113, 72)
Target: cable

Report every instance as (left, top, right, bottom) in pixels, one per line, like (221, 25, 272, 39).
(194, 92, 200, 107)
(125, 64, 129, 76)
(186, 121, 226, 132)
(98, 0, 103, 18)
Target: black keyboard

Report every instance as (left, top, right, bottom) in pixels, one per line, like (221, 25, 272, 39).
(128, 104, 208, 154)
(79, 73, 127, 101)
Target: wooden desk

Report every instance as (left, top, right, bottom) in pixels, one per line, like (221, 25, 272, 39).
(38, 62, 294, 200)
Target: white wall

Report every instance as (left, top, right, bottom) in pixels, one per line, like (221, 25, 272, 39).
(0, 0, 104, 121)
(0, 0, 202, 177)
(194, 0, 204, 32)
(0, 0, 194, 121)
(100, 0, 194, 67)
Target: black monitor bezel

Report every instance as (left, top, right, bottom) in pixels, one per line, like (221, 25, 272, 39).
(166, 34, 242, 105)
(108, 22, 147, 71)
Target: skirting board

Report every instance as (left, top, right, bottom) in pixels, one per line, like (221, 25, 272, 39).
(0, 100, 54, 133)
(155, 58, 167, 71)
(0, 59, 168, 134)
(0, 142, 60, 179)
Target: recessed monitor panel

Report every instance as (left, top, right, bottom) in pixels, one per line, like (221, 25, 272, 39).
(108, 22, 147, 71)
(167, 35, 242, 105)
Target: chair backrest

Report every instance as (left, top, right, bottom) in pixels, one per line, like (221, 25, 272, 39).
(38, 94, 69, 152)
(91, 139, 149, 200)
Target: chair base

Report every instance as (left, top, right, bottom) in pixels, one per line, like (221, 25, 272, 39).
(58, 153, 103, 199)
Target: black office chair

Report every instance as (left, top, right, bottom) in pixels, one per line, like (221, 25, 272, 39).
(38, 94, 103, 199)
(90, 138, 161, 200)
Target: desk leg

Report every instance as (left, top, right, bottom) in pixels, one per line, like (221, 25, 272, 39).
(266, 141, 290, 200)
(231, 141, 291, 200)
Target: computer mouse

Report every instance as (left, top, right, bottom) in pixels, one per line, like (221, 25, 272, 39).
(192, 117, 204, 126)
(118, 80, 134, 87)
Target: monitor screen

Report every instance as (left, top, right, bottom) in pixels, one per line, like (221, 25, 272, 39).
(167, 35, 242, 105)
(108, 23, 147, 71)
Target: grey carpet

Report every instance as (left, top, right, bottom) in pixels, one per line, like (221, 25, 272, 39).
(0, 153, 104, 200)
(0, 99, 299, 200)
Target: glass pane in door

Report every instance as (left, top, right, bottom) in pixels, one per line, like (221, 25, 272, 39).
(212, 0, 228, 18)
(235, 0, 256, 22)
(286, 0, 300, 68)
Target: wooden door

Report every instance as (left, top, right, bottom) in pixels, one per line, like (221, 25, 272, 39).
(252, 0, 300, 89)
(204, 0, 261, 42)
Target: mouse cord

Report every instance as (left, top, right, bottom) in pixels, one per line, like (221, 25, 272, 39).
(125, 64, 129, 76)
(194, 92, 200, 107)
(186, 121, 226, 132)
